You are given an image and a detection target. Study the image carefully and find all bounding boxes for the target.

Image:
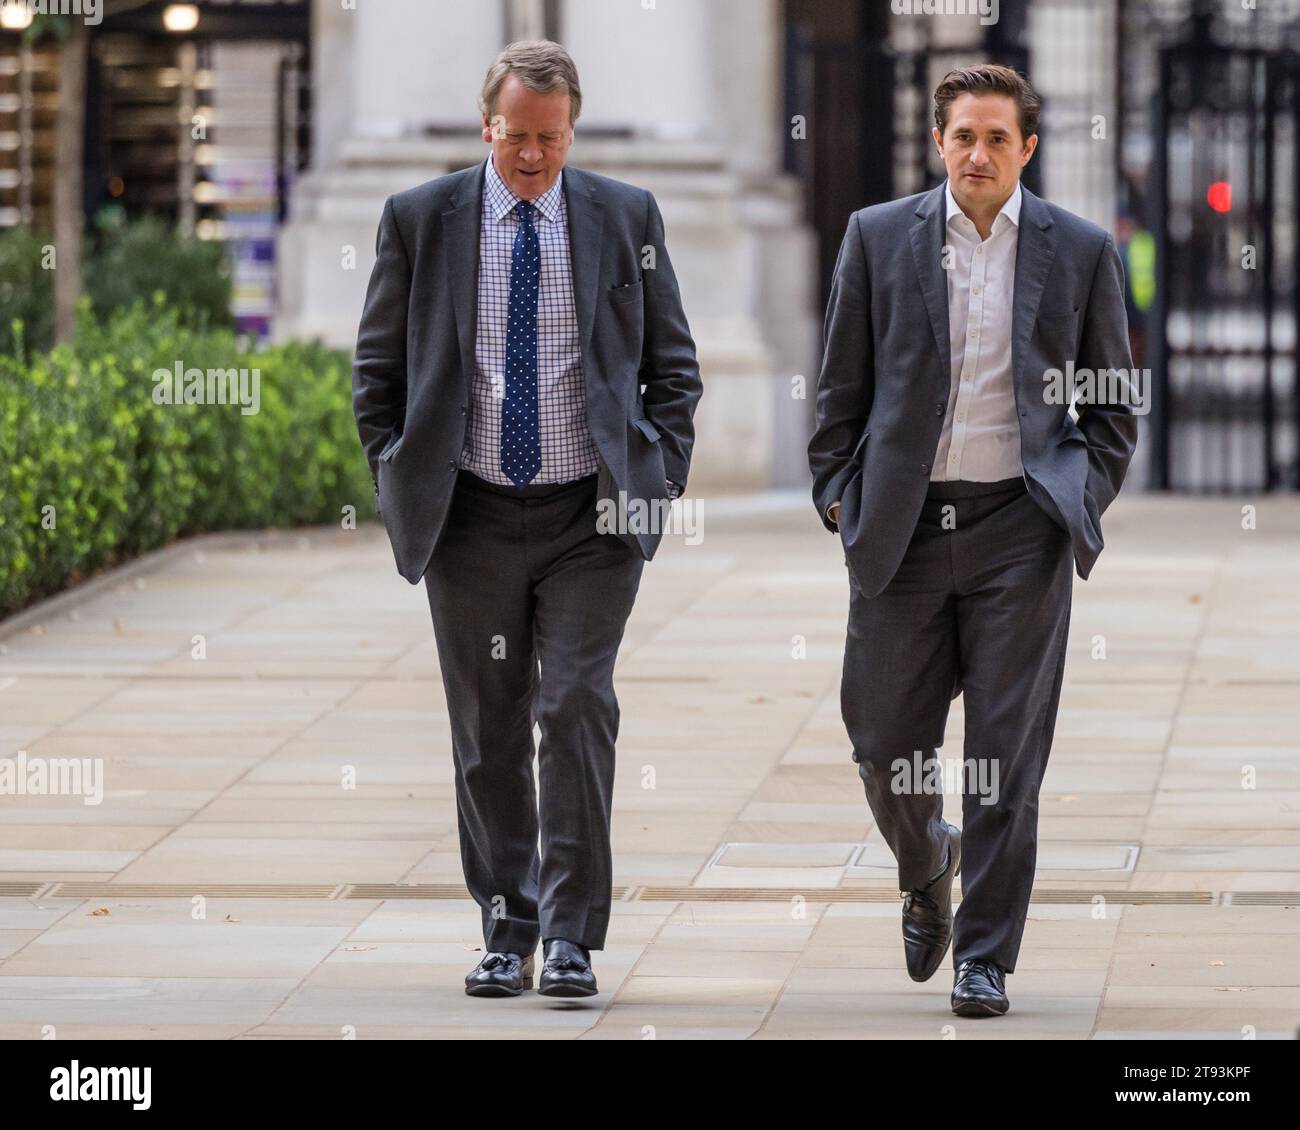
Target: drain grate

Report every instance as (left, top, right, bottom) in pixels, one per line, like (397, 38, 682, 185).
(635, 887, 1221, 905)
(11, 883, 1285, 906)
(641, 887, 902, 903)
(45, 883, 341, 900)
(1019, 890, 1216, 905)
(346, 883, 471, 900)
(344, 884, 632, 901)
(1223, 892, 1300, 906)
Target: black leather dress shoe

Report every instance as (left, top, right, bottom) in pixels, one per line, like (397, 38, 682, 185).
(951, 958, 1010, 1017)
(464, 951, 534, 997)
(537, 938, 598, 998)
(901, 822, 962, 983)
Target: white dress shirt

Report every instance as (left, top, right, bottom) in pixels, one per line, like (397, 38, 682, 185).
(461, 155, 600, 485)
(931, 178, 1024, 483)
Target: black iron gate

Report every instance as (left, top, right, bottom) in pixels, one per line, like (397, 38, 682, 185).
(1150, 7, 1299, 491)
(783, 0, 1041, 310)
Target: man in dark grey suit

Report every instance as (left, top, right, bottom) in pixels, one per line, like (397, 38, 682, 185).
(808, 65, 1138, 1017)
(353, 40, 701, 999)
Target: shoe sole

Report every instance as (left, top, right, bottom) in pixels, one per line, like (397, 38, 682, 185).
(537, 982, 598, 998)
(951, 996, 1008, 1018)
(465, 977, 533, 998)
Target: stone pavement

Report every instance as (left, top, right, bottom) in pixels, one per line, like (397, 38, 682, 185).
(0, 491, 1297, 1039)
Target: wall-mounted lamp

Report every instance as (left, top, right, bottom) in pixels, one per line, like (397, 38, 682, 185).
(163, 4, 201, 34)
(0, 4, 35, 31)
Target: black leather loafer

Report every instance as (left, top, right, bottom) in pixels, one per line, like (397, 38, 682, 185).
(902, 822, 962, 982)
(951, 958, 1010, 1017)
(464, 951, 534, 997)
(537, 938, 598, 998)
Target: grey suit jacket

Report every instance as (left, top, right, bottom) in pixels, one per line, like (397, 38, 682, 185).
(353, 161, 703, 584)
(808, 181, 1139, 599)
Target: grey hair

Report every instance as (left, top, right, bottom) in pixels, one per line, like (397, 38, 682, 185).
(479, 39, 583, 126)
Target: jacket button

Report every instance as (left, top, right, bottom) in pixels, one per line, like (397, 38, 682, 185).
(935, 402, 944, 415)
(448, 461, 456, 470)
(920, 463, 929, 475)
(459, 405, 467, 415)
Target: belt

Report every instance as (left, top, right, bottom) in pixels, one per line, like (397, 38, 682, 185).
(925, 476, 1026, 501)
(458, 468, 598, 500)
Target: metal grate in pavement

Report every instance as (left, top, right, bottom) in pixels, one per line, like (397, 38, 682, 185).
(343, 884, 633, 901)
(15, 884, 1289, 906)
(1222, 892, 1300, 906)
(634, 887, 1220, 905)
(44, 883, 342, 899)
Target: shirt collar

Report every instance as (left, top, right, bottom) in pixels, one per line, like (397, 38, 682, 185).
(484, 154, 565, 224)
(944, 178, 1022, 233)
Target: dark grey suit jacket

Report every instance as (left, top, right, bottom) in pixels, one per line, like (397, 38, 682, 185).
(353, 160, 703, 584)
(808, 181, 1139, 599)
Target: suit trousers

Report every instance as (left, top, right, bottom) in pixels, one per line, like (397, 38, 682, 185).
(423, 469, 644, 954)
(841, 476, 1073, 973)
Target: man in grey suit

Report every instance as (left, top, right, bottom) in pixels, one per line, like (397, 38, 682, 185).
(353, 40, 701, 999)
(808, 65, 1138, 1017)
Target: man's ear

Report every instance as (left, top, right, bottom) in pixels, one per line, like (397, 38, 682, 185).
(1020, 133, 1039, 167)
(931, 125, 944, 159)
(481, 117, 494, 144)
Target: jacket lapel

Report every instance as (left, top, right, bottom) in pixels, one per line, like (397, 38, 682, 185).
(908, 182, 951, 395)
(562, 165, 606, 351)
(1010, 184, 1058, 398)
(442, 160, 486, 394)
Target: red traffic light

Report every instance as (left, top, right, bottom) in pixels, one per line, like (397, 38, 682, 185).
(1207, 182, 1232, 213)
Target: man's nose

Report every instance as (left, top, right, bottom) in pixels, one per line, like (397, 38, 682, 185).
(520, 141, 543, 163)
(970, 143, 990, 166)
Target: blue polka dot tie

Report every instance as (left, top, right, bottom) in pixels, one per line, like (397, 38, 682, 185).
(500, 200, 542, 486)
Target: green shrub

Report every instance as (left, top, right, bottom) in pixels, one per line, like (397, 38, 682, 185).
(0, 228, 55, 357)
(84, 214, 233, 331)
(0, 216, 233, 356)
(0, 297, 373, 618)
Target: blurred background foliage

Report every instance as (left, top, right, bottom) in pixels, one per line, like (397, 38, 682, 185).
(0, 215, 233, 357)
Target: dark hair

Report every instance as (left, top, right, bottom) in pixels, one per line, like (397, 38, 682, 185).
(933, 64, 1041, 142)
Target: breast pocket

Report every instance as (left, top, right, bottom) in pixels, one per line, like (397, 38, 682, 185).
(1034, 305, 1081, 358)
(1036, 305, 1080, 334)
(610, 279, 644, 306)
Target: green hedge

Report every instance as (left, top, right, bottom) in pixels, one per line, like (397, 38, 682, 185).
(0, 297, 373, 618)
